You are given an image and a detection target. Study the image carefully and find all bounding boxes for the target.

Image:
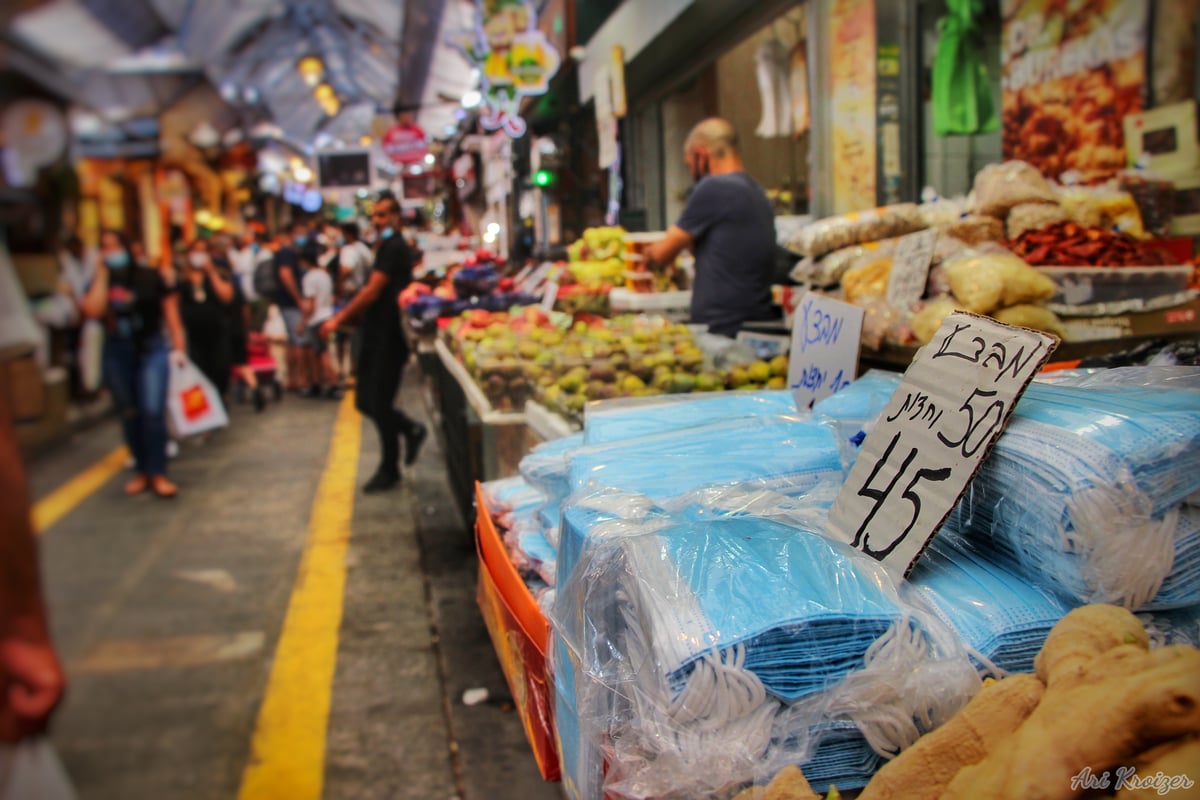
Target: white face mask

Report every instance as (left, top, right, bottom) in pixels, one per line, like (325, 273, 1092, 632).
(189, 252, 208, 269)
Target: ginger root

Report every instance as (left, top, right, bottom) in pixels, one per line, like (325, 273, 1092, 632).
(1034, 604, 1149, 689)
(855, 674, 1044, 800)
(942, 644, 1200, 800)
(731, 765, 822, 800)
(1114, 735, 1200, 799)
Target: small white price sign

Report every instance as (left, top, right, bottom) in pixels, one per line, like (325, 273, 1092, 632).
(788, 292, 865, 410)
(885, 228, 938, 310)
(825, 313, 1057, 576)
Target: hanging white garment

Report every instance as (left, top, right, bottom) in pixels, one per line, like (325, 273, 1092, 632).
(755, 39, 792, 138)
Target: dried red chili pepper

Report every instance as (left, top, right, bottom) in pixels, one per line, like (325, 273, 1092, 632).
(1006, 222, 1175, 267)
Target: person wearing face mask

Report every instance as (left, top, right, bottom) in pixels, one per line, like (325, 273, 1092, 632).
(319, 193, 427, 493)
(79, 231, 187, 498)
(179, 238, 236, 399)
(646, 117, 776, 338)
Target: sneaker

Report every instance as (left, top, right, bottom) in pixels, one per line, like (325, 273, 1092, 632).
(253, 387, 266, 412)
(404, 422, 428, 466)
(123, 474, 150, 495)
(324, 386, 343, 400)
(303, 386, 322, 399)
(362, 471, 400, 494)
(150, 475, 179, 499)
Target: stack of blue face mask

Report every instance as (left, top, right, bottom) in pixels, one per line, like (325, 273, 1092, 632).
(909, 535, 1070, 675)
(568, 415, 846, 504)
(480, 475, 547, 517)
(583, 390, 801, 446)
(814, 369, 1200, 610)
(948, 380, 1200, 609)
(614, 517, 903, 702)
(800, 721, 887, 793)
(520, 432, 585, 503)
(1147, 506, 1200, 609)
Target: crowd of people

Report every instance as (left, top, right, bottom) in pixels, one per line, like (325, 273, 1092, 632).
(36, 191, 427, 500)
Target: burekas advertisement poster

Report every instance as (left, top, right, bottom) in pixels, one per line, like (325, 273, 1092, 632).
(1001, 0, 1149, 180)
(828, 0, 877, 213)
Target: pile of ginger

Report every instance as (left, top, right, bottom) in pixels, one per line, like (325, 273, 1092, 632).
(736, 605, 1200, 800)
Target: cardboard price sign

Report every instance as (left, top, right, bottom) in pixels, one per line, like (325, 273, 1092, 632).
(885, 229, 937, 309)
(825, 313, 1057, 576)
(788, 292, 864, 410)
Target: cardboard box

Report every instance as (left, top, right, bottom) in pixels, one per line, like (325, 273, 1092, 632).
(474, 483, 560, 781)
(1124, 101, 1199, 174)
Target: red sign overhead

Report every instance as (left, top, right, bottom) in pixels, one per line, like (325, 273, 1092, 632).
(382, 123, 429, 165)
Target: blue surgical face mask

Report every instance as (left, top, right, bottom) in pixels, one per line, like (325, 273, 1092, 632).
(380, 227, 395, 240)
(250, 242, 260, 253)
(104, 251, 130, 270)
(295, 235, 307, 246)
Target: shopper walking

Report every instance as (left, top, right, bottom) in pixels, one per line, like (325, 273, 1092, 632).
(211, 236, 264, 411)
(299, 247, 341, 399)
(273, 225, 310, 392)
(646, 117, 776, 337)
(79, 231, 187, 498)
(179, 238, 235, 398)
(320, 192, 427, 493)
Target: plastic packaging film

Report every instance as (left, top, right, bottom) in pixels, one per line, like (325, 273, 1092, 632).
(818, 367, 1200, 610)
(582, 390, 800, 446)
(550, 503, 979, 799)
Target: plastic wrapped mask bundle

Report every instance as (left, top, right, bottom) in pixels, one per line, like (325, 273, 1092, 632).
(908, 534, 1069, 675)
(811, 369, 902, 446)
(583, 390, 801, 446)
(519, 432, 585, 502)
(568, 415, 846, 504)
(616, 518, 903, 701)
(949, 378, 1200, 609)
(480, 475, 547, 517)
(515, 529, 558, 586)
(551, 509, 979, 799)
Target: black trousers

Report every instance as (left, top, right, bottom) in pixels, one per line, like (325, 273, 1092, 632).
(355, 339, 417, 476)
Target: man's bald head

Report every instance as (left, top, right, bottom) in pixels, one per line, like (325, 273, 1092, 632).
(685, 118, 739, 159)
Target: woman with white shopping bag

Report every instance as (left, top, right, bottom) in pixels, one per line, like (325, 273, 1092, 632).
(79, 231, 187, 499)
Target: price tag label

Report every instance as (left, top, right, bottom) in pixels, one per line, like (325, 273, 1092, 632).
(885, 229, 938, 309)
(825, 313, 1057, 576)
(788, 292, 865, 410)
(540, 280, 559, 313)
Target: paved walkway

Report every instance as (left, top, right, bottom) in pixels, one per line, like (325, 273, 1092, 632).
(27, 378, 563, 800)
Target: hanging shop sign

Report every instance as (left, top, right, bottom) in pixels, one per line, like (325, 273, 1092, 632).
(825, 313, 1056, 576)
(449, 0, 563, 138)
(828, 0, 877, 214)
(1001, 0, 1149, 181)
(382, 122, 429, 165)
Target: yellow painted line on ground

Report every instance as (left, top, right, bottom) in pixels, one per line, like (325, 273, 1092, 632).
(32, 446, 128, 535)
(238, 392, 361, 800)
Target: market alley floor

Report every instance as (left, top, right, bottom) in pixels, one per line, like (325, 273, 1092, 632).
(26, 379, 564, 800)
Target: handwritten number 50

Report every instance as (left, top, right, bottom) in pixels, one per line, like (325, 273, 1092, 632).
(937, 388, 1006, 458)
(851, 431, 952, 559)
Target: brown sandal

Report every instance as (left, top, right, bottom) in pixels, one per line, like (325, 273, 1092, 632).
(150, 476, 178, 499)
(124, 475, 150, 495)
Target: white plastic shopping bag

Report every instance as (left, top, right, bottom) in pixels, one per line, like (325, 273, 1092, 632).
(78, 320, 104, 393)
(167, 355, 228, 438)
(0, 739, 77, 800)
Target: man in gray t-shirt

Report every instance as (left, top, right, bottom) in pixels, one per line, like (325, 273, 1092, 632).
(648, 118, 775, 337)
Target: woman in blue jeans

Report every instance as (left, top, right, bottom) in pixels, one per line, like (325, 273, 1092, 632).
(80, 231, 187, 498)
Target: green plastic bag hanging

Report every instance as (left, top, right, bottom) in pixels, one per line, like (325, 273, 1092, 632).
(932, 0, 999, 136)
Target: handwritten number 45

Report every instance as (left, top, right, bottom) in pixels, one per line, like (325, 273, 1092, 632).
(851, 431, 952, 560)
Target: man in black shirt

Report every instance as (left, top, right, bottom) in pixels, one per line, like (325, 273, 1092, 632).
(320, 193, 427, 492)
(646, 118, 775, 337)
